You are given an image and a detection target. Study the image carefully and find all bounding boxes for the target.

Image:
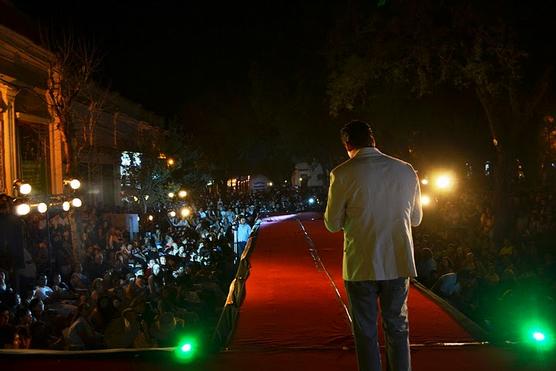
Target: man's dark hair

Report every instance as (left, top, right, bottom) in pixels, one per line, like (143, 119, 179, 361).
(340, 120, 375, 148)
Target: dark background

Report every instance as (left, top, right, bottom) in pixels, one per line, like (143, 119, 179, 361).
(7, 0, 551, 180)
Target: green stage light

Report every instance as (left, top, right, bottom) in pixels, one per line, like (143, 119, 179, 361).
(181, 343, 192, 352)
(174, 337, 198, 362)
(521, 322, 554, 351)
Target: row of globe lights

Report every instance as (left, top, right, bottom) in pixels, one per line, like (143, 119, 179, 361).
(14, 178, 82, 216)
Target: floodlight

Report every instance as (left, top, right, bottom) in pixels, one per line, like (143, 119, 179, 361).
(71, 198, 82, 208)
(169, 211, 176, 218)
(62, 201, 70, 211)
(178, 190, 187, 198)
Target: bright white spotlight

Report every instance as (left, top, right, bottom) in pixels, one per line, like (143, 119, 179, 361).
(435, 175, 453, 190)
(168, 192, 175, 198)
(71, 198, 82, 208)
(421, 194, 432, 206)
(169, 211, 176, 218)
(148, 215, 154, 221)
(62, 201, 71, 211)
(19, 183, 32, 195)
(180, 207, 191, 218)
(37, 203, 48, 213)
(69, 179, 81, 190)
(178, 190, 187, 198)
(15, 203, 31, 216)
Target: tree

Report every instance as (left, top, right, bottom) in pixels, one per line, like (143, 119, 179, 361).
(327, 0, 555, 241)
(44, 31, 101, 177)
(120, 121, 208, 214)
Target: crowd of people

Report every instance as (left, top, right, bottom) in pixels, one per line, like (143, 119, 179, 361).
(0, 186, 324, 350)
(2, 174, 554, 350)
(413, 184, 556, 340)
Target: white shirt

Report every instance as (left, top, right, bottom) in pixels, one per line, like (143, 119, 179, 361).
(324, 147, 422, 281)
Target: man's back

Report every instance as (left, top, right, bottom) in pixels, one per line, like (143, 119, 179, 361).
(324, 147, 422, 281)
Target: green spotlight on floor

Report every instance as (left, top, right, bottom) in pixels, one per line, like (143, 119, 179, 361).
(181, 343, 192, 352)
(522, 323, 554, 351)
(532, 331, 546, 342)
(174, 337, 198, 362)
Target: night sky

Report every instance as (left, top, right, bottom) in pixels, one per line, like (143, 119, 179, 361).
(6, 0, 555, 179)
(10, 1, 334, 116)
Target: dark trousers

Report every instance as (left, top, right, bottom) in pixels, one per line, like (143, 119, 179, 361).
(236, 241, 247, 259)
(345, 278, 411, 371)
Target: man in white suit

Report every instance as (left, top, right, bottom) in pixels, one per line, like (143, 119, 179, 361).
(324, 120, 422, 371)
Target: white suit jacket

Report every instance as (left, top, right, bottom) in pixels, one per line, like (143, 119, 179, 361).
(324, 147, 422, 281)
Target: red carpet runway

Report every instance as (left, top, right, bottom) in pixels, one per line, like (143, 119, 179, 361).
(208, 212, 553, 370)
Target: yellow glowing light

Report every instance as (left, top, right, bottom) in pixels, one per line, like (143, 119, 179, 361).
(435, 175, 453, 189)
(169, 211, 176, 218)
(148, 215, 154, 221)
(71, 198, 82, 208)
(421, 194, 432, 206)
(37, 203, 48, 213)
(167, 158, 175, 166)
(268, 182, 273, 187)
(168, 192, 175, 198)
(180, 207, 191, 218)
(421, 178, 429, 185)
(62, 201, 71, 211)
(178, 190, 187, 198)
(19, 183, 32, 195)
(15, 203, 31, 216)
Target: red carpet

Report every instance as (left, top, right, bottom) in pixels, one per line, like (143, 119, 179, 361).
(206, 212, 553, 370)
